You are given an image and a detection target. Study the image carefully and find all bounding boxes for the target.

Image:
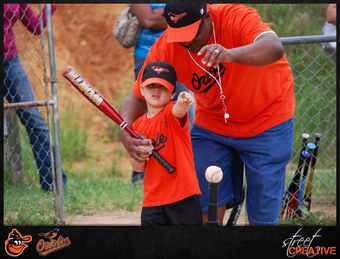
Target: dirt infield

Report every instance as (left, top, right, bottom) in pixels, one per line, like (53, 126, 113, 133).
(53, 4, 134, 128)
(67, 208, 249, 226)
(67, 204, 335, 226)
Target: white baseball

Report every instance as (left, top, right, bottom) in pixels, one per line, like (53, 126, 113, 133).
(205, 166, 223, 183)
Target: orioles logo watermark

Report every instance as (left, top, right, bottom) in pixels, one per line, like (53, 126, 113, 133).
(167, 12, 187, 24)
(36, 228, 71, 256)
(151, 66, 170, 74)
(282, 228, 336, 257)
(5, 228, 32, 257)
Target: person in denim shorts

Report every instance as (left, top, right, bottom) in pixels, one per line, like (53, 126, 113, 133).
(119, 4, 295, 226)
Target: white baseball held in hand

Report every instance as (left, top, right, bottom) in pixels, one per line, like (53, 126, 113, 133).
(205, 166, 223, 183)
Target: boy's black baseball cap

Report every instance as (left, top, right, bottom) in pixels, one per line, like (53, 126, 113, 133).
(141, 61, 177, 93)
(165, 4, 207, 43)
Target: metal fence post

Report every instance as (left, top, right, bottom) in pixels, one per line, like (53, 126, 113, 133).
(4, 110, 24, 184)
(45, 4, 65, 225)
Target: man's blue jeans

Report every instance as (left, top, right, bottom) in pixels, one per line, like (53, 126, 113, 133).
(4, 55, 67, 190)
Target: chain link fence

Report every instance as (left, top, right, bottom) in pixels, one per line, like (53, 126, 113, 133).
(279, 35, 336, 222)
(3, 4, 65, 225)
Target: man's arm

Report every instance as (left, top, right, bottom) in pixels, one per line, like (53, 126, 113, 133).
(198, 32, 284, 68)
(131, 4, 167, 30)
(326, 4, 336, 25)
(119, 91, 152, 163)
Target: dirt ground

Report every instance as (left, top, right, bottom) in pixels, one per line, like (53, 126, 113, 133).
(54, 4, 133, 100)
(53, 4, 135, 139)
(68, 208, 249, 226)
(67, 202, 335, 226)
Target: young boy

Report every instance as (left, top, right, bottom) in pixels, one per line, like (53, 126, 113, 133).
(130, 61, 202, 226)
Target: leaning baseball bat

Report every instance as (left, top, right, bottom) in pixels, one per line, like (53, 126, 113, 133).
(286, 149, 310, 219)
(303, 133, 322, 211)
(279, 133, 309, 219)
(226, 186, 245, 226)
(296, 146, 313, 218)
(62, 66, 175, 174)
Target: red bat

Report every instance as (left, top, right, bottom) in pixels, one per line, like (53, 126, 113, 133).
(62, 66, 175, 174)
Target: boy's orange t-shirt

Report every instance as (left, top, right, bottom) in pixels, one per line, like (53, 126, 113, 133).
(132, 102, 201, 207)
(132, 4, 295, 138)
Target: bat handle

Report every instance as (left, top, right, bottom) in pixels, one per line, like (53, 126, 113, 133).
(136, 137, 176, 174)
(151, 150, 176, 174)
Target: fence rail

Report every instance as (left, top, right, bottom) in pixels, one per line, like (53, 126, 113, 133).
(280, 35, 336, 44)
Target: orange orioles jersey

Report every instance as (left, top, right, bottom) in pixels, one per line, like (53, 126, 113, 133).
(132, 101, 201, 207)
(133, 4, 295, 138)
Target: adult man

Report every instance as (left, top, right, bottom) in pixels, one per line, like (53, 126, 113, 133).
(119, 4, 295, 226)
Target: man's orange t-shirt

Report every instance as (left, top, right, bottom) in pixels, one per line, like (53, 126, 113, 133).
(132, 102, 201, 207)
(132, 4, 295, 138)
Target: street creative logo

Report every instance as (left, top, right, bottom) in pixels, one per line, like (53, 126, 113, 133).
(282, 228, 336, 257)
(36, 228, 71, 256)
(5, 228, 32, 257)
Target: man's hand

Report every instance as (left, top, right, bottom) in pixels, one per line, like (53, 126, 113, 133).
(197, 33, 284, 68)
(138, 143, 154, 159)
(120, 130, 153, 163)
(119, 92, 148, 162)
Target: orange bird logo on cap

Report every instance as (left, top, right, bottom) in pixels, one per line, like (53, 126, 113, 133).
(151, 66, 170, 74)
(167, 12, 187, 24)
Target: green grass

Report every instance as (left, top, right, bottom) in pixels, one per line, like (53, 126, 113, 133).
(247, 4, 328, 37)
(4, 184, 58, 225)
(4, 176, 143, 225)
(59, 104, 91, 165)
(64, 177, 143, 216)
(279, 210, 336, 226)
(103, 77, 134, 142)
(3, 102, 141, 225)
